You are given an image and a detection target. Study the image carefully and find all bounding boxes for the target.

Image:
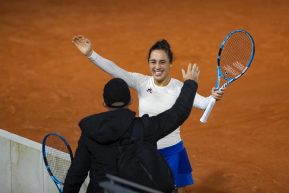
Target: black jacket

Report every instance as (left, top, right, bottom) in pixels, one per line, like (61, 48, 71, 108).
(63, 80, 198, 193)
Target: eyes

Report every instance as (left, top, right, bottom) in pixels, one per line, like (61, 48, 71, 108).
(149, 59, 167, 65)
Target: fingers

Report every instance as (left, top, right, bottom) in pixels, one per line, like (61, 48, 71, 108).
(71, 35, 93, 56)
(211, 87, 224, 101)
(192, 63, 199, 74)
(213, 94, 223, 101)
(181, 69, 185, 78)
(182, 62, 200, 82)
(211, 87, 217, 94)
(72, 36, 80, 45)
(187, 63, 192, 74)
(192, 63, 200, 77)
(72, 35, 84, 41)
(72, 35, 87, 45)
(212, 87, 225, 95)
(192, 63, 196, 72)
(187, 63, 199, 74)
(196, 67, 200, 78)
(193, 63, 200, 83)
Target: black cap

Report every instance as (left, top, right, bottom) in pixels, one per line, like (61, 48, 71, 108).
(103, 78, 131, 108)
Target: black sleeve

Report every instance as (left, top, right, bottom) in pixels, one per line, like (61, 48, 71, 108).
(63, 133, 90, 193)
(144, 80, 198, 142)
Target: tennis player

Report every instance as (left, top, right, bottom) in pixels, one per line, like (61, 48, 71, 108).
(72, 35, 224, 193)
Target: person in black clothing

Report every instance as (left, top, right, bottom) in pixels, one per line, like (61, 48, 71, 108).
(63, 63, 200, 193)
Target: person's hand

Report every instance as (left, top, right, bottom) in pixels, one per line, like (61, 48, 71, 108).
(182, 63, 200, 83)
(211, 87, 225, 101)
(72, 35, 93, 56)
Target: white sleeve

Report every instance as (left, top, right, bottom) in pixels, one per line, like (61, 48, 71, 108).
(193, 93, 214, 110)
(88, 51, 146, 90)
(175, 79, 212, 110)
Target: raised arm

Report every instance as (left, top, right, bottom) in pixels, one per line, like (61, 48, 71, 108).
(72, 35, 146, 89)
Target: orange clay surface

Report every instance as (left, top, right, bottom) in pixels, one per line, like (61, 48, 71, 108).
(1, 0, 289, 192)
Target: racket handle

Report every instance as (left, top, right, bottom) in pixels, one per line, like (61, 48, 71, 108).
(200, 97, 216, 123)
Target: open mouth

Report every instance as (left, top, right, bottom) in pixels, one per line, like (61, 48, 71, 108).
(154, 70, 163, 77)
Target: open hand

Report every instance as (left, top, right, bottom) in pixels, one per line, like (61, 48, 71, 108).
(72, 35, 93, 56)
(182, 63, 200, 83)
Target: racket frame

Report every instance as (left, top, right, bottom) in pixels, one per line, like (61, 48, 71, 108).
(42, 132, 73, 193)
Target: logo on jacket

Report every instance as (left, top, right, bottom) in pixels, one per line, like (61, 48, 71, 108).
(146, 88, 152, 93)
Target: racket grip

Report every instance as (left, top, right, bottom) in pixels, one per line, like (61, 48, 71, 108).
(200, 97, 216, 123)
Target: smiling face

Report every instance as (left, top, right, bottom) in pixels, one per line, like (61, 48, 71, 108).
(148, 49, 172, 86)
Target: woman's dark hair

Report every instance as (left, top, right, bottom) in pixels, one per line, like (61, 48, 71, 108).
(148, 39, 173, 64)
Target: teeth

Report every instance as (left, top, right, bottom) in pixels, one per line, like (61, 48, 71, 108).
(155, 71, 162, 76)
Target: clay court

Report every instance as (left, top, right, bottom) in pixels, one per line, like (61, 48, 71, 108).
(1, 0, 289, 192)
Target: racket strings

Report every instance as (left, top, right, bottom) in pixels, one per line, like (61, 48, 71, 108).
(220, 32, 253, 79)
(45, 136, 72, 183)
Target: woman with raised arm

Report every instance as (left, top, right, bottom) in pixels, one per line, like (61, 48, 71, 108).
(72, 35, 224, 193)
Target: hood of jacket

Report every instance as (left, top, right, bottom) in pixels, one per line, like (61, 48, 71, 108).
(79, 108, 136, 144)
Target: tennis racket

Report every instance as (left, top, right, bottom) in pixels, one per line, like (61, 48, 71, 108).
(42, 132, 74, 193)
(200, 29, 255, 123)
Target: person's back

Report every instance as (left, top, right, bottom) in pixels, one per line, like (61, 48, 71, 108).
(63, 64, 199, 193)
